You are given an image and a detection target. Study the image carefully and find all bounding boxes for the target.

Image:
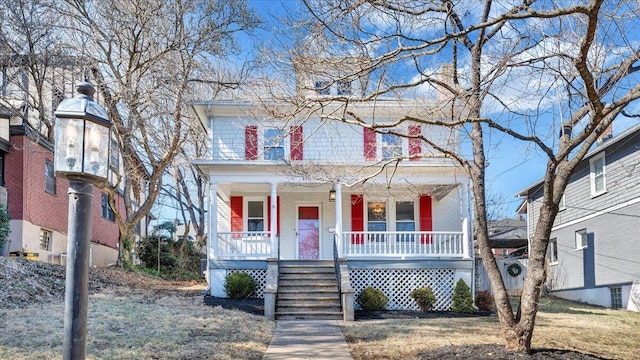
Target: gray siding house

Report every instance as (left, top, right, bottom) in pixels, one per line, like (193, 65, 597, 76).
(518, 124, 640, 311)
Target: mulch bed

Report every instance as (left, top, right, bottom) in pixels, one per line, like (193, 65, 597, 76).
(202, 297, 607, 359)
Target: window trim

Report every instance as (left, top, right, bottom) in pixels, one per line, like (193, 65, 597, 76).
(589, 153, 606, 197)
(575, 229, 587, 250)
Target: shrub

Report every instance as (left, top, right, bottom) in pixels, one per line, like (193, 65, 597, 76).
(356, 287, 388, 311)
(410, 287, 436, 312)
(475, 290, 494, 312)
(224, 272, 257, 299)
(452, 279, 475, 313)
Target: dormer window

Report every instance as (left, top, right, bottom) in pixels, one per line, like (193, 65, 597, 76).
(315, 80, 330, 95)
(337, 80, 351, 96)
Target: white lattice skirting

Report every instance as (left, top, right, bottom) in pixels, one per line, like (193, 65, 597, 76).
(227, 269, 267, 298)
(350, 268, 456, 311)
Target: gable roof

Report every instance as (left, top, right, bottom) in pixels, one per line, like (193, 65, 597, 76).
(516, 122, 640, 198)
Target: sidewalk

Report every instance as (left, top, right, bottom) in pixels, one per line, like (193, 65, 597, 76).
(262, 320, 353, 360)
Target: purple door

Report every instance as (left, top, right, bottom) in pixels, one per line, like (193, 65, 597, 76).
(298, 206, 319, 260)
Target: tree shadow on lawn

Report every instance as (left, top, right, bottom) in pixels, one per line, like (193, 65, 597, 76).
(418, 344, 608, 360)
(203, 295, 264, 316)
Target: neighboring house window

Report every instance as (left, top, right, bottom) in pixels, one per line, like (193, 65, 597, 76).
(575, 229, 587, 249)
(45, 159, 56, 194)
(590, 153, 606, 196)
(610, 287, 622, 309)
(549, 238, 558, 264)
(502, 248, 509, 257)
(40, 229, 52, 251)
(264, 128, 285, 160)
(314, 80, 330, 95)
(337, 80, 351, 96)
(381, 133, 402, 159)
(558, 194, 565, 211)
(247, 200, 265, 231)
(0, 154, 4, 186)
(101, 193, 115, 221)
(367, 201, 387, 232)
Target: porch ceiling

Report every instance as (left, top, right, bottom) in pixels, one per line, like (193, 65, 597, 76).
(217, 183, 458, 201)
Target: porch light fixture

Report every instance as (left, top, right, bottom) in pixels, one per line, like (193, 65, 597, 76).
(329, 185, 336, 202)
(54, 81, 112, 360)
(54, 81, 111, 182)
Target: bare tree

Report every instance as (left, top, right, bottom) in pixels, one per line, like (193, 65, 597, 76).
(59, 0, 259, 265)
(262, 0, 640, 353)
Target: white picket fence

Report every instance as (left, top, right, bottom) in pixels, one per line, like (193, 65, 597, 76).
(475, 257, 528, 296)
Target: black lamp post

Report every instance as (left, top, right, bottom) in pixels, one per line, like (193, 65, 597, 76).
(54, 81, 111, 360)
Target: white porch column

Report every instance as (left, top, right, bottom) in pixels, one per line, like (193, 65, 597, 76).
(270, 182, 278, 258)
(209, 179, 218, 260)
(461, 181, 472, 259)
(335, 183, 343, 257)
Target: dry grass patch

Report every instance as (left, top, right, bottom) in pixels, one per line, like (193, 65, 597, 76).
(341, 297, 640, 360)
(0, 289, 274, 359)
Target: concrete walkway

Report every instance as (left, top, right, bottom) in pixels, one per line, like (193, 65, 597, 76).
(262, 320, 353, 360)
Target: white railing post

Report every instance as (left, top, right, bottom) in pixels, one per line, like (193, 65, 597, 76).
(270, 183, 278, 258)
(335, 183, 343, 257)
(462, 217, 471, 259)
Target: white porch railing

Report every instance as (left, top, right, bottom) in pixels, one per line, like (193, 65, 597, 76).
(216, 231, 273, 258)
(341, 231, 465, 258)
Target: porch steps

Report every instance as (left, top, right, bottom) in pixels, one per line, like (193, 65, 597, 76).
(275, 260, 342, 320)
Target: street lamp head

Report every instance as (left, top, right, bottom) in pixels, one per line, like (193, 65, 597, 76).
(54, 81, 112, 182)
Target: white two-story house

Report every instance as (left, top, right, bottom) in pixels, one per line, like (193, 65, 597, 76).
(191, 58, 474, 320)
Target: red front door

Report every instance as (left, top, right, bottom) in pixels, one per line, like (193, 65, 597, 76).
(298, 206, 320, 260)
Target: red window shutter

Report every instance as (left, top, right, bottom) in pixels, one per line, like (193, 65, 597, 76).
(419, 194, 433, 244)
(351, 194, 364, 244)
(290, 126, 304, 160)
(409, 124, 421, 161)
(230, 196, 243, 234)
(267, 196, 281, 235)
(363, 128, 377, 161)
(245, 126, 258, 160)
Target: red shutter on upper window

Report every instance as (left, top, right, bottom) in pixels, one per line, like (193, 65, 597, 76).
(419, 194, 433, 244)
(230, 196, 243, 235)
(267, 196, 281, 236)
(363, 128, 377, 161)
(351, 194, 364, 244)
(409, 124, 421, 161)
(290, 126, 303, 160)
(245, 126, 258, 160)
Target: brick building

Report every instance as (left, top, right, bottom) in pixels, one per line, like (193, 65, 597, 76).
(3, 121, 123, 266)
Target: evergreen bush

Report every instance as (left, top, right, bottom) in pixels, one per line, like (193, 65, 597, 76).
(224, 271, 257, 299)
(410, 287, 436, 312)
(452, 279, 475, 313)
(356, 286, 388, 311)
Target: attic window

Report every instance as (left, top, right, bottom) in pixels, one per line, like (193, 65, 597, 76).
(314, 80, 330, 95)
(337, 80, 351, 96)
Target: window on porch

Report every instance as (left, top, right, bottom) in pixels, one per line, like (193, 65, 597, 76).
(247, 200, 265, 231)
(367, 202, 386, 231)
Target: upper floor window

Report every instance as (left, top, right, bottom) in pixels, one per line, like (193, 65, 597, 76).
(575, 229, 587, 250)
(314, 80, 330, 95)
(558, 194, 566, 211)
(101, 193, 115, 221)
(337, 80, 351, 96)
(264, 128, 285, 160)
(45, 159, 56, 195)
(381, 133, 402, 159)
(590, 153, 606, 197)
(549, 238, 558, 264)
